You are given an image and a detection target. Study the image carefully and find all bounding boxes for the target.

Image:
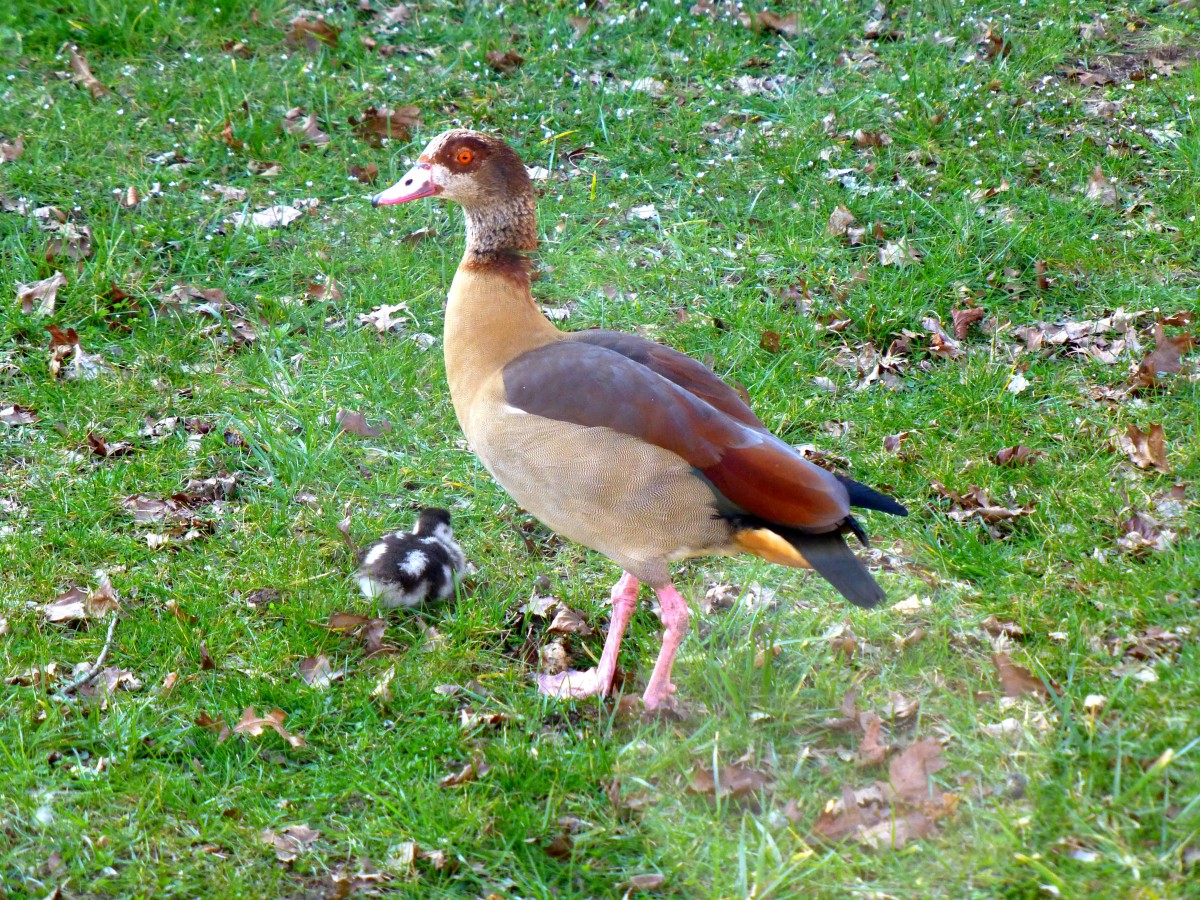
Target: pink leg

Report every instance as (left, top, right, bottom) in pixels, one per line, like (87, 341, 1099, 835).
(537, 572, 639, 701)
(642, 583, 690, 711)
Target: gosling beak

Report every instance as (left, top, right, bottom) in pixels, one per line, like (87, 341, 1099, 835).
(371, 162, 440, 206)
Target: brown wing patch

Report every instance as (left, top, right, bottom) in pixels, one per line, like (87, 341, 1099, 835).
(502, 341, 850, 531)
(567, 330, 765, 430)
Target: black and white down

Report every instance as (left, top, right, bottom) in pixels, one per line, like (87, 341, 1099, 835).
(356, 508, 466, 608)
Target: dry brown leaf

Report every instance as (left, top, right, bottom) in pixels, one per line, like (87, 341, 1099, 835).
(325, 612, 388, 656)
(879, 238, 920, 267)
(932, 482, 1033, 528)
(1120, 424, 1169, 473)
(357, 302, 410, 332)
(857, 713, 890, 766)
(486, 49, 525, 73)
(17, 272, 67, 317)
(68, 46, 108, 98)
(438, 757, 492, 788)
(335, 408, 392, 437)
(827, 205, 857, 237)
(993, 445, 1041, 467)
(282, 107, 330, 146)
(993, 652, 1049, 698)
(298, 654, 340, 689)
(44, 577, 121, 624)
(43, 223, 93, 262)
(350, 105, 420, 147)
(981, 615, 1025, 640)
(286, 15, 340, 50)
(199, 641, 217, 671)
(951, 306, 986, 341)
(981, 26, 1010, 60)
(889, 738, 946, 803)
(305, 278, 343, 303)
(0, 134, 24, 163)
(87, 431, 133, 458)
(621, 874, 666, 893)
(1117, 510, 1174, 555)
(759, 329, 782, 353)
(349, 162, 379, 184)
(232, 706, 305, 748)
(1134, 323, 1195, 387)
(260, 824, 319, 862)
(742, 11, 799, 36)
(1, 404, 39, 426)
(1085, 164, 1117, 206)
(853, 129, 893, 148)
(688, 760, 774, 799)
(882, 431, 912, 453)
(195, 711, 231, 742)
(547, 606, 595, 637)
(218, 120, 244, 151)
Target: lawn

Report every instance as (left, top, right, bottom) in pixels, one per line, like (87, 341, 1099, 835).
(1, 0, 1198, 897)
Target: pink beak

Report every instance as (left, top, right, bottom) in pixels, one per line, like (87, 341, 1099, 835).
(371, 162, 440, 206)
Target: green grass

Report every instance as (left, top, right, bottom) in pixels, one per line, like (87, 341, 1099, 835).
(2, 0, 1199, 896)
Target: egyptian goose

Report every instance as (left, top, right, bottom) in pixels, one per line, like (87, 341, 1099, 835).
(372, 130, 907, 710)
(357, 508, 466, 608)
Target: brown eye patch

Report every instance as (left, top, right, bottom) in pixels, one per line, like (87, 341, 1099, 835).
(429, 135, 492, 171)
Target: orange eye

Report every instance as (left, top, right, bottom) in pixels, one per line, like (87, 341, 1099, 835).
(456, 149, 474, 165)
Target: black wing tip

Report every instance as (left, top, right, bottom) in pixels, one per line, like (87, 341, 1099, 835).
(837, 475, 909, 517)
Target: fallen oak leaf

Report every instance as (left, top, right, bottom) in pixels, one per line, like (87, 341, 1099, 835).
(741, 10, 799, 36)
(993, 652, 1051, 698)
(1133, 323, 1195, 388)
(349, 162, 379, 184)
(195, 711, 232, 742)
(1085, 164, 1117, 206)
(218, 119, 244, 151)
(857, 713, 889, 766)
(43, 222, 93, 262)
(228, 205, 304, 229)
(889, 737, 947, 803)
(357, 302, 411, 332)
(547, 606, 595, 637)
(44, 576, 121, 624)
(68, 45, 109, 98)
(286, 15, 340, 50)
(260, 824, 319, 862)
(87, 431, 134, 458)
(826, 204, 857, 237)
(1117, 510, 1174, 555)
(282, 107, 330, 146)
(1, 404, 39, 426)
(1119, 424, 1169, 473)
(688, 760, 774, 799)
(350, 105, 420, 147)
(438, 756, 492, 787)
(17, 272, 67, 317)
(232, 706, 305, 748)
(297, 654, 341, 689)
(324, 612, 388, 655)
(0, 134, 24, 163)
(993, 445, 1042, 466)
(951, 306, 986, 341)
(486, 49, 524, 73)
(335, 408, 392, 437)
(305, 277, 343, 303)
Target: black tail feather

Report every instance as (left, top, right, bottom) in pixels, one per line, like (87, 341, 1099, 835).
(778, 527, 885, 608)
(837, 475, 908, 517)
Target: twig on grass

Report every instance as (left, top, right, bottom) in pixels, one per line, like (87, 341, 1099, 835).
(56, 614, 119, 701)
